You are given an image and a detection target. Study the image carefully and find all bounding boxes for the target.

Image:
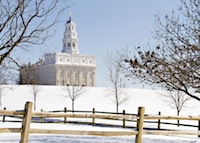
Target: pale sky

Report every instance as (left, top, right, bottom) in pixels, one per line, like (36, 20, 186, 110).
(17, 0, 181, 87)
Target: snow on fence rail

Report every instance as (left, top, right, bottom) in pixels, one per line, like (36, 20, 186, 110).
(0, 102, 200, 143)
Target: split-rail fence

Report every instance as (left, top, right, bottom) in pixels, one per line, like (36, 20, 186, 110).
(0, 102, 200, 143)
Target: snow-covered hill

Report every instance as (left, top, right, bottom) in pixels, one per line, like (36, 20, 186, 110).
(1, 85, 199, 115)
(1, 85, 200, 143)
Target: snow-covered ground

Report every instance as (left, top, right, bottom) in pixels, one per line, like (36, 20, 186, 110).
(0, 85, 200, 143)
(0, 133, 200, 143)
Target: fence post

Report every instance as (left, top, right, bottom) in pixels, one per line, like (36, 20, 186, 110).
(123, 110, 126, 128)
(135, 107, 145, 143)
(40, 109, 43, 123)
(2, 107, 6, 122)
(20, 102, 33, 143)
(158, 111, 161, 130)
(92, 108, 95, 127)
(64, 107, 67, 124)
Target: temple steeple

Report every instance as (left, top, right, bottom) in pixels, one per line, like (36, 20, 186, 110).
(62, 13, 79, 54)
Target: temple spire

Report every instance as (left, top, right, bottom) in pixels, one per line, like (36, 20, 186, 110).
(62, 13, 79, 54)
(69, 12, 71, 20)
(67, 12, 72, 23)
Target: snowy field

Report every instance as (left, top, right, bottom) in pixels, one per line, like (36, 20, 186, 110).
(0, 85, 200, 142)
(0, 134, 200, 143)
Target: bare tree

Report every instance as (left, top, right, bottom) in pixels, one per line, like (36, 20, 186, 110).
(0, 70, 6, 106)
(0, 0, 68, 65)
(161, 90, 191, 126)
(105, 52, 130, 113)
(0, 65, 9, 106)
(120, 0, 200, 101)
(28, 67, 42, 111)
(62, 66, 86, 112)
(63, 85, 85, 112)
(28, 84, 42, 111)
(0, 87, 5, 107)
(29, 84, 41, 111)
(0, 85, 13, 107)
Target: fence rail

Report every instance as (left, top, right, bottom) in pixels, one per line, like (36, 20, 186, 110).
(0, 102, 200, 143)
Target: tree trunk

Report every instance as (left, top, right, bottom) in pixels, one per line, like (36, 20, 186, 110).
(116, 102, 119, 114)
(34, 95, 36, 111)
(72, 100, 74, 113)
(177, 111, 180, 126)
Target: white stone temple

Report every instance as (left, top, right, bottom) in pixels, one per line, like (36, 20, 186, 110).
(20, 15, 96, 86)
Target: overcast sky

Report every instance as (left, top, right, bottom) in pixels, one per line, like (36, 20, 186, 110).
(17, 0, 181, 87)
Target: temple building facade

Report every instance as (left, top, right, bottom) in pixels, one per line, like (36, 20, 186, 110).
(20, 16, 96, 86)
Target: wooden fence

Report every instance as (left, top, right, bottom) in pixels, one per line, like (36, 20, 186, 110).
(0, 102, 200, 143)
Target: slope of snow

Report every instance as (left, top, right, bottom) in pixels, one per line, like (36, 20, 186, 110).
(2, 85, 199, 115)
(0, 85, 200, 143)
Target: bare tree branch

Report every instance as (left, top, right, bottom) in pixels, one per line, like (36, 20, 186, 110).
(62, 66, 86, 112)
(105, 52, 130, 113)
(160, 90, 191, 126)
(120, 0, 200, 101)
(0, 0, 68, 65)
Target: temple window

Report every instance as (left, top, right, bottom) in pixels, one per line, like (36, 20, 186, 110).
(67, 43, 71, 47)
